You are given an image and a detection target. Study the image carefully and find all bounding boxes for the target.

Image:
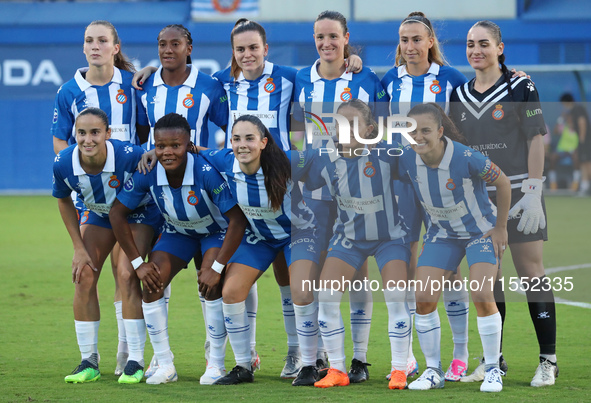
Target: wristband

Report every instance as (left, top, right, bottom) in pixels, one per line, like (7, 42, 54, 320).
(131, 257, 144, 270)
(211, 260, 225, 274)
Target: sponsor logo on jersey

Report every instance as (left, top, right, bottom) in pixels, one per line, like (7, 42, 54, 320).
(187, 190, 199, 206)
(115, 89, 127, 104)
(461, 112, 466, 122)
(377, 89, 386, 99)
(492, 104, 504, 120)
(183, 94, 195, 109)
(429, 80, 442, 94)
(340, 87, 352, 102)
(264, 78, 276, 93)
(446, 178, 456, 190)
(526, 108, 542, 118)
(108, 175, 120, 188)
(363, 161, 376, 178)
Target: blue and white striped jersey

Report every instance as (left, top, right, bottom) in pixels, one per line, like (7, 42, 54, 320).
(213, 61, 296, 152)
(51, 67, 141, 145)
(295, 60, 389, 200)
(381, 63, 466, 118)
(137, 65, 229, 149)
(299, 145, 409, 242)
(203, 149, 311, 241)
(52, 140, 149, 216)
(397, 138, 501, 241)
(117, 153, 235, 237)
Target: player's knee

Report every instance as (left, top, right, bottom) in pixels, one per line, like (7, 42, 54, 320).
(76, 265, 98, 291)
(416, 300, 437, 315)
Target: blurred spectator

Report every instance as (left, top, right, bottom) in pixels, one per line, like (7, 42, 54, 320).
(548, 110, 579, 191)
(559, 93, 591, 195)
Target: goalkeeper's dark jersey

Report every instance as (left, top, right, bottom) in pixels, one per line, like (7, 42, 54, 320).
(450, 75, 547, 196)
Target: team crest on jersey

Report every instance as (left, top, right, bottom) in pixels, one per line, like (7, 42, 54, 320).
(115, 89, 127, 104)
(429, 80, 442, 94)
(363, 162, 376, 178)
(264, 78, 276, 93)
(187, 190, 199, 206)
(80, 211, 90, 225)
(446, 178, 456, 190)
(340, 87, 352, 102)
(183, 94, 195, 109)
(108, 175, 120, 188)
(492, 104, 504, 120)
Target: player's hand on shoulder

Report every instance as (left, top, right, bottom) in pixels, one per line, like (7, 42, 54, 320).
(132, 66, 158, 90)
(138, 149, 157, 174)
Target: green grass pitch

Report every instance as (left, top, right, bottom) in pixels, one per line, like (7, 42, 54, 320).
(1, 195, 589, 402)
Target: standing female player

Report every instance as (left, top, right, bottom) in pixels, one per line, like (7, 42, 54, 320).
(380, 11, 470, 382)
(110, 112, 247, 385)
(398, 103, 511, 393)
(294, 10, 388, 382)
(136, 24, 228, 149)
(195, 115, 318, 385)
(297, 100, 412, 390)
(53, 108, 160, 383)
(450, 20, 558, 387)
(51, 20, 149, 376)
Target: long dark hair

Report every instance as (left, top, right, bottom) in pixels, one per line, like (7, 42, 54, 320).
(85, 21, 135, 72)
(158, 24, 193, 64)
(396, 12, 447, 67)
(230, 18, 267, 80)
(408, 103, 467, 145)
(77, 107, 109, 130)
(314, 10, 354, 59)
(233, 114, 290, 211)
(471, 20, 514, 100)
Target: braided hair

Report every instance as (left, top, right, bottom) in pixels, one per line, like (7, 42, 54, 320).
(158, 24, 194, 64)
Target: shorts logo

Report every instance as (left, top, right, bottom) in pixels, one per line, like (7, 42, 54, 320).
(124, 178, 134, 192)
(115, 89, 127, 104)
(363, 162, 376, 178)
(264, 78, 276, 93)
(340, 87, 352, 102)
(187, 190, 199, 206)
(445, 178, 456, 190)
(183, 94, 195, 109)
(429, 80, 442, 94)
(108, 175, 120, 188)
(492, 104, 504, 120)
(80, 211, 89, 225)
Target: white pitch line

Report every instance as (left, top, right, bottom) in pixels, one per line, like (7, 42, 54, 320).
(509, 263, 591, 309)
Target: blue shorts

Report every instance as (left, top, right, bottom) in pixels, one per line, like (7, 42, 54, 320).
(229, 229, 290, 272)
(302, 196, 337, 252)
(289, 228, 321, 266)
(417, 237, 498, 272)
(152, 227, 225, 265)
(394, 180, 423, 243)
(327, 233, 411, 272)
(81, 203, 163, 234)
